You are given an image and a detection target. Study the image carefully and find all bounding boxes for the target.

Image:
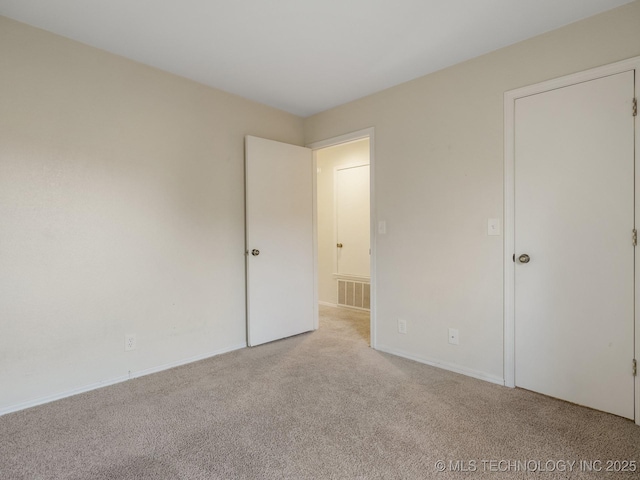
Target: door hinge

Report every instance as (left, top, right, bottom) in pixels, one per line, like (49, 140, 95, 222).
(633, 359, 637, 377)
(633, 229, 637, 246)
(634, 98, 637, 117)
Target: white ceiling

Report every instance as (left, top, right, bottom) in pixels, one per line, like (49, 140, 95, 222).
(0, 0, 633, 117)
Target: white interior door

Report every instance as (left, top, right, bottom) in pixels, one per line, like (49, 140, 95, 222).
(336, 165, 370, 277)
(514, 71, 635, 419)
(245, 136, 314, 347)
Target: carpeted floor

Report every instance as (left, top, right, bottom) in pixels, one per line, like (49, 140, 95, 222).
(1, 305, 639, 479)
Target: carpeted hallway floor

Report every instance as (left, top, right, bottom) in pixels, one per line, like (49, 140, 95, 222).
(1, 305, 639, 479)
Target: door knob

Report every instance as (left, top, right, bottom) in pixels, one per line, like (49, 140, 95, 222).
(251, 249, 260, 256)
(336, 243, 343, 248)
(518, 254, 530, 263)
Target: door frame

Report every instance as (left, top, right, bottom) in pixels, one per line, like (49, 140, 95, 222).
(307, 128, 377, 348)
(504, 56, 639, 425)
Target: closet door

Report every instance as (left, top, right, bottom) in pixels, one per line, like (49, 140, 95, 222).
(514, 71, 635, 419)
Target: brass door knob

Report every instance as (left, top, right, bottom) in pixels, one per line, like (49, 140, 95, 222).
(251, 249, 260, 256)
(518, 254, 530, 263)
(337, 243, 343, 248)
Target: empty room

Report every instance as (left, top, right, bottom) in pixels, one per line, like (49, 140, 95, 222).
(1, 1, 640, 478)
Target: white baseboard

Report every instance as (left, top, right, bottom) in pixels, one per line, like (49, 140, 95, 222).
(0, 342, 247, 417)
(375, 344, 504, 386)
(130, 343, 246, 379)
(0, 375, 131, 417)
(318, 301, 337, 307)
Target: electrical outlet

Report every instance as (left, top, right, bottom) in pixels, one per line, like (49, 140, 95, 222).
(448, 328, 459, 345)
(398, 319, 407, 334)
(125, 334, 137, 351)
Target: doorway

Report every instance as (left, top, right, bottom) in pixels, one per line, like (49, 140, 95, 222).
(504, 58, 639, 422)
(309, 129, 375, 347)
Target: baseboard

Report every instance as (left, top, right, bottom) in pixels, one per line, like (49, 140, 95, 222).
(318, 301, 337, 307)
(130, 343, 246, 379)
(0, 342, 247, 417)
(375, 344, 504, 386)
(0, 375, 131, 417)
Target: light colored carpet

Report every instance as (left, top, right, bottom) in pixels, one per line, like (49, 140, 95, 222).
(0, 305, 638, 479)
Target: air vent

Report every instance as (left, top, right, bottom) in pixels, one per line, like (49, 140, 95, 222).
(337, 280, 370, 310)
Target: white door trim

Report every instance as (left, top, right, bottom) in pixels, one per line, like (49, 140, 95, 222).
(504, 56, 639, 425)
(307, 128, 377, 348)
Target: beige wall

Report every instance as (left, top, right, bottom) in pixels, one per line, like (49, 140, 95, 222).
(305, 1, 640, 382)
(316, 139, 370, 304)
(0, 16, 303, 412)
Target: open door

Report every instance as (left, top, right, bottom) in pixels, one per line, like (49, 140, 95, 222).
(245, 136, 315, 346)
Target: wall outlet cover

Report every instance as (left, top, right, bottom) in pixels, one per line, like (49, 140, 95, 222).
(125, 334, 137, 351)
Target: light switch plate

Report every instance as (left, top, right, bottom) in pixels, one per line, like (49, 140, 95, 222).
(398, 319, 407, 334)
(378, 221, 387, 235)
(488, 218, 500, 236)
